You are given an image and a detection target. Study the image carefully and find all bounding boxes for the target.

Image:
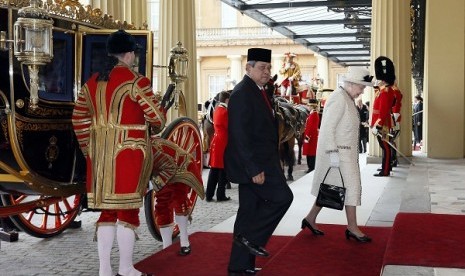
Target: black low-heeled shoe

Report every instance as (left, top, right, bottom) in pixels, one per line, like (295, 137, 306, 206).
(179, 245, 191, 256)
(301, 218, 324, 235)
(345, 229, 372, 243)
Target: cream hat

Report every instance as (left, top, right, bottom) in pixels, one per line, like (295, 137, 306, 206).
(343, 67, 373, 87)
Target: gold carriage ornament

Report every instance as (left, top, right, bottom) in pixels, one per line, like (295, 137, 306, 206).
(154, 41, 189, 112)
(14, 0, 54, 110)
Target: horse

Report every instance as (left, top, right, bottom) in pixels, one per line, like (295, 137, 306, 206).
(273, 97, 310, 180)
(265, 75, 310, 181)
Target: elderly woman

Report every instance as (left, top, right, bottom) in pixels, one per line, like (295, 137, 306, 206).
(301, 67, 374, 242)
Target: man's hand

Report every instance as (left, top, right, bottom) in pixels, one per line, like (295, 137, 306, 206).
(252, 171, 265, 185)
(372, 126, 379, 136)
(393, 113, 400, 122)
(329, 152, 339, 168)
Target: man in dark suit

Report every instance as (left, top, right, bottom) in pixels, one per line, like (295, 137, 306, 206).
(225, 48, 294, 276)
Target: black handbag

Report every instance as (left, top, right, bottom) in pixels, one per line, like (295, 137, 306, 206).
(316, 167, 346, 210)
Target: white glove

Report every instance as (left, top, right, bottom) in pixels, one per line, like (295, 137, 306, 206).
(393, 113, 400, 122)
(284, 62, 291, 70)
(289, 76, 294, 81)
(329, 152, 340, 168)
(372, 127, 379, 136)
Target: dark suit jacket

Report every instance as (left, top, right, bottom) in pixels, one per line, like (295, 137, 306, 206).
(224, 75, 280, 184)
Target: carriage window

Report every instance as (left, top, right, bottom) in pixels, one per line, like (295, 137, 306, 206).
(208, 75, 227, 98)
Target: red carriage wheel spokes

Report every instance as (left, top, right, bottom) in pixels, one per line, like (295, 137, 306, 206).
(0, 194, 82, 238)
(145, 117, 203, 241)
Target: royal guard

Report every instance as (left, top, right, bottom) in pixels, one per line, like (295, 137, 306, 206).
(302, 99, 320, 173)
(390, 83, 403, 167)
(371, 56, 396, 177)
(278, 53, 302, 97)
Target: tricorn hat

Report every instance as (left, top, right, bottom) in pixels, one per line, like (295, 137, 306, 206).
(284, 52, 297, 58)
(247, 48, 272, 63)
(343, 67, 373, 87)
(106, 30, 139, 55)
(375, 56, 396, 85)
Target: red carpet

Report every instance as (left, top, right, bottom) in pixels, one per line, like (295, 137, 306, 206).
(135, 225, 391, 276)
(382, 212, 465, 269)
(135, 232, 292, 276)
(260, 224, 391, 276)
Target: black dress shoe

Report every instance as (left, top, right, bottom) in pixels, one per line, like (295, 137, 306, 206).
(373, 172, 390, 177)
(179, 245, 191, 256)
(217, 196, 231, 202)
(301, 218, 324, 235)
(228, 269, 256, 276)
(233, 234, 269, 257)
(345, 229, 372, 243)
(205, 198, 214, 202)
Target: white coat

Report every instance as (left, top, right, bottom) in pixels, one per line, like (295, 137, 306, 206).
(311, 87, 362, 206)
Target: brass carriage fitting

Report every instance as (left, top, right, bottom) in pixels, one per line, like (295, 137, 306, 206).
(0, 31, 13, 51)
(13, 0, 54, 110)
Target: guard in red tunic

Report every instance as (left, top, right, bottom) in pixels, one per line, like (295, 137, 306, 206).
(390, 84, 403, 167)
(205, 91, 231, 201)
(72, 30, 166, 276)
(371, 56, 396, 177)
(302, 99, 320, 173)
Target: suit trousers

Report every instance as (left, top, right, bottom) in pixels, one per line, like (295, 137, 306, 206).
(228, 168, 293, 271)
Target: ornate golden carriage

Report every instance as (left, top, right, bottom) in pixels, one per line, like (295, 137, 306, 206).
(0, 1, 202, 241)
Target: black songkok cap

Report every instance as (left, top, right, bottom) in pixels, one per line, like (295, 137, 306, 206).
(247, 48, 272, 63)
(106, 30, 139, 54)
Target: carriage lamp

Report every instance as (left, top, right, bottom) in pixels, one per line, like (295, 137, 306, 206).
(167, 41, 189, 110)
(168, 41, 189, 84)
(14, 0, 54, 109)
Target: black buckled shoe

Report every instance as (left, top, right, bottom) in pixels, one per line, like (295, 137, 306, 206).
(179, 245, 191, 256)
(233, 234, 269, 257)
(373, 172, 390, 177)
(217, 196, 231, 202)
(228, 268, 260, 275)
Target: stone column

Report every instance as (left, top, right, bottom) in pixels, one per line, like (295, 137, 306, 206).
(158, 0, 198, 122)
(272, 54, 284, 79)
(316, 54, 329, 89)
(423, 0, 464, 158)
(368, 0, 412, 160)
(91, 0, 146, 28)
(227, 55, 242, 89)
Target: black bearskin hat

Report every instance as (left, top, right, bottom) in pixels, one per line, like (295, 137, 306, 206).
(375, 56, 396, 85)
(106, 30, 138, 55)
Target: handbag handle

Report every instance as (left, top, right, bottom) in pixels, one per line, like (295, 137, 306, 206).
(322, 167, 345, 188)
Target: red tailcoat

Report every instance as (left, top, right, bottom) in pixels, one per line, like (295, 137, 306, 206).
(391, 85, 403, 123)
(72, 64, 166, 209)
(209, 103, 228, 168)
(371, 85, 395, 131)
(302, 110, 319, 156)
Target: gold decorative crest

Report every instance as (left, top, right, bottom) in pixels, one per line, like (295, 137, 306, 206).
(2, 0, 144, 30)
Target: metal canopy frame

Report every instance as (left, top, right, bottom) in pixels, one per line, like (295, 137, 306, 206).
(221, 0, 372, 67)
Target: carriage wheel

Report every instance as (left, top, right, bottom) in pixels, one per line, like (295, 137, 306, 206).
(0, 194, 82, 238)
(144, 117, 203, 241)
